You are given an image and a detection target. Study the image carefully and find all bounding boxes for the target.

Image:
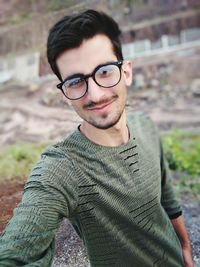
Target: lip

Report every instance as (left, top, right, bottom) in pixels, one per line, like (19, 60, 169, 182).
(87, 99, 115, 112)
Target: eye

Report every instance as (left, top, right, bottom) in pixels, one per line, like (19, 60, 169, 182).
(64, 77, 85, 89)
(96, 65, 115, 78)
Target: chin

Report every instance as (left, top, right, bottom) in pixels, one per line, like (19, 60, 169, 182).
(89, 113, 123, 130)
(92, 122, 117, 130)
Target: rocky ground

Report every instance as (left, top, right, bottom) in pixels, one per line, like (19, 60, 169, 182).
(182, 194, 200, 266)
(0, 74, 200, 266)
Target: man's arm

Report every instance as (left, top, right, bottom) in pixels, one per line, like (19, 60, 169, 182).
(0, 150, 75, 266)
(0, 179, 63, 266)
(159, 140, 194, 267)
(171, 215, 194, 267)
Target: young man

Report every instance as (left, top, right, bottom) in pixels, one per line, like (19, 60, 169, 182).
(0, 9, 194, 267)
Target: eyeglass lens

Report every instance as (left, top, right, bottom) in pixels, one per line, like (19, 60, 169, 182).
(61, 63, 121, 100)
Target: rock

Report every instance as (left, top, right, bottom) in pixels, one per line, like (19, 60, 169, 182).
(41, 87, 65, 107)
(134, 73, 146, 89)
(29, 83, 39, 93)
(150, 79, 160, 88)
(191, 79, 200, 97)
(162, 84, 172, 92)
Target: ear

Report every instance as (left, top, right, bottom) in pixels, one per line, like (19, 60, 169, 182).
(122, 60, 133, 87)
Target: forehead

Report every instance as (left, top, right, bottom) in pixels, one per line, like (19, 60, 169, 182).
(56, 34, 117, 79)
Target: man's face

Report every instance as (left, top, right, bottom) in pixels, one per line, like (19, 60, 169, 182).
(56, 34, 132, 130)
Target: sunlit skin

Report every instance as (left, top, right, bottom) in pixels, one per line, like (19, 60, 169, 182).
(56, 34, 133, 147)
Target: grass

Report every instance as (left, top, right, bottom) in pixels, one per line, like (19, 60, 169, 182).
(0, 142, 48, 182)
(162, 130, 200, 198)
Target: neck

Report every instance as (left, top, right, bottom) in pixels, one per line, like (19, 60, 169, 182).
(80, 111, 129, 147)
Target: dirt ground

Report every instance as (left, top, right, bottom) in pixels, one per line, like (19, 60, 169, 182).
(0, 76, 200, 266)
(0, 180, 24, 232)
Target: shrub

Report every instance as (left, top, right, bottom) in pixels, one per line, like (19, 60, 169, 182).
(162, 130, 200, 197)
(0, 143, 47, 182)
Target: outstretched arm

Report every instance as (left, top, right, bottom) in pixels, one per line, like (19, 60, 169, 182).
(0, 149, 76, 266)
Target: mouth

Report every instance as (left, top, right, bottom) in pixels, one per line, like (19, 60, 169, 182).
(86, 98, 116, 112)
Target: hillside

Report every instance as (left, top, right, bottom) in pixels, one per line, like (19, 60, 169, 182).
(0, 0, 200, 57)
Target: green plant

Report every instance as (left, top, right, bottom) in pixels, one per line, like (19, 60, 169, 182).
(162, 130, 200, 197)
(0, 143, 48, 182)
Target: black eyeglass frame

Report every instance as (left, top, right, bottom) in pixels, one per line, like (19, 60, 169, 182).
(56, 60, 123, 100)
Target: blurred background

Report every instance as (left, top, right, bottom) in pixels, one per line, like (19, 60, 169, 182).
(0, 1, 200, 266)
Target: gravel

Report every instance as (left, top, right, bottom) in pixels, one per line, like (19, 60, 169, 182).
(182, 195, 200, 267)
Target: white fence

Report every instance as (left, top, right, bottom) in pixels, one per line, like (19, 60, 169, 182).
(0, 52, 40, 84)
(122, 27, 200, 59)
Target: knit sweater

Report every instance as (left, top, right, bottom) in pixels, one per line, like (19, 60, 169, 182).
(0, 112, 184, 267)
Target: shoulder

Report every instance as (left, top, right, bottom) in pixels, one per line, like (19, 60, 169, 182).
(40, 128, 82, 169)
(26, 142, 79, 215)
(28, 140, 79, 191)
(38, 142, 74, 170)
(128, 111, 160, 150)
(127, 111, 157, 133)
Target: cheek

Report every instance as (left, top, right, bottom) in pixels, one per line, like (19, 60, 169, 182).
(117, 79, 128, 95)
(71, 99, 84, 113)
(71, 102, 80, 111)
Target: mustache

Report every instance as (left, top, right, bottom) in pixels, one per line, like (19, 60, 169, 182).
(83, 95, 118, 109)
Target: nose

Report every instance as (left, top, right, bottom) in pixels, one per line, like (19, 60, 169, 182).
(86, 77, 105, 102)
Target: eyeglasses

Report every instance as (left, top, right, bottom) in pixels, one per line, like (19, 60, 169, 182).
(57, 60, 123, 100)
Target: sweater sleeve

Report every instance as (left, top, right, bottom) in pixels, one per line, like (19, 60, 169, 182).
(160, 141, 182, 219)
(0, 147, 78, 266)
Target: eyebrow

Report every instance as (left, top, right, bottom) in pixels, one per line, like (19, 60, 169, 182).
(64, 73, 84, 81)
(63, 60, 116, 81)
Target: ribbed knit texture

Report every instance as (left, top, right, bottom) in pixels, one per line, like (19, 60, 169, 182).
(0, 112, 184, 267)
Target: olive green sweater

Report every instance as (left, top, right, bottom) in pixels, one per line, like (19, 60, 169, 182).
(0, 112, 184, 267)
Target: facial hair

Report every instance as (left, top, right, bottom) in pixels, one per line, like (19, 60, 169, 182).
(83, 95, 125, 130)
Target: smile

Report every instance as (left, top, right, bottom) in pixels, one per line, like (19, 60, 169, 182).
(86, 98, 116, 112)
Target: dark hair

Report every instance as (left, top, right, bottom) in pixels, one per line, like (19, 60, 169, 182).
(47, 9, 123, 81)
